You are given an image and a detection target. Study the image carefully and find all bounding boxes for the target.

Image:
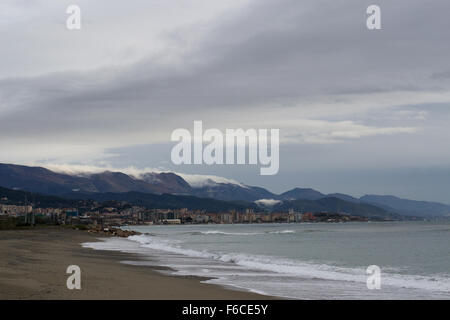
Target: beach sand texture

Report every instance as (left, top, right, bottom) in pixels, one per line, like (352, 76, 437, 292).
(0, 228, 270, 300)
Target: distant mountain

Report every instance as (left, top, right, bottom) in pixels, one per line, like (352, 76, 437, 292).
(327, 193, 360, 203)
(316, 197, 398, 219)
(67, 191, 257, 212)
(360, 195, 450, 217)
(0, 186, 92, 208)
(274, 197, 399, 219)
(192, 183, 276, 202)
(0, 163, 274, 201)
(0, 185, 412, 220)
(0, 163, 191, 195)
(1, 162, 449, 218)
(0, 163, 96, 194)
(0, 185, 255, 212)
(277, 190, 450, 218)
(140, 172, 192, 194)
(279, 188, 325, 201)
(88, 171, 163, 194)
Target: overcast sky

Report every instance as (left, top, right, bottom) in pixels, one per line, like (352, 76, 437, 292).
(1, 0, 450, 202)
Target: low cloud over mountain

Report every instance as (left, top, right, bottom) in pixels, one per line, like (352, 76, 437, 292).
(1, 163, 449, 218)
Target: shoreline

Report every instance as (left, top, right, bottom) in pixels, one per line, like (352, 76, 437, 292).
(0, 227, 273, 299)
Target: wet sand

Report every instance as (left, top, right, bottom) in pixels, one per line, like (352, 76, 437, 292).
(0, 227, 271, 299)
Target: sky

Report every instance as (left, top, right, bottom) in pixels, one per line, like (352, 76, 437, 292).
(1, 0, 450, 202)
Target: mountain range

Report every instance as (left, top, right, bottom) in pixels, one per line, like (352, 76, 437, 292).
(1, 163, 449, 218)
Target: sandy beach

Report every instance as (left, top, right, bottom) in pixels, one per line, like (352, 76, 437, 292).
(0, 227, 270, 300)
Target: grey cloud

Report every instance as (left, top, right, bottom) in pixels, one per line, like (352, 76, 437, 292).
(1, 0, 450, 201)
(3, 1, 450, 113)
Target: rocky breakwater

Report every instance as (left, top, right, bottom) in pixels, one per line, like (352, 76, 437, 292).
(88, 226, 141, 237)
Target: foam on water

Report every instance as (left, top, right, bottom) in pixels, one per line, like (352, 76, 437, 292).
(83, 233, 450, 297)
(194, 229, 295, 236)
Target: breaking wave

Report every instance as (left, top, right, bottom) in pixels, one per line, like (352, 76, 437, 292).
(106, 234, 450, 293)
(187, 229, 296, 236)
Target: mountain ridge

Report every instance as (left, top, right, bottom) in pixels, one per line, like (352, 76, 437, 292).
(0, 186, 399, 219)
(1, 163, 449, 217)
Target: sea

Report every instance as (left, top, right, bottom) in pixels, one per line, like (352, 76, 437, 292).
(82, 221, 450, 299)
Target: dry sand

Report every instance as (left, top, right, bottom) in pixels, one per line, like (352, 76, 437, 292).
(0, 227, 271, 300)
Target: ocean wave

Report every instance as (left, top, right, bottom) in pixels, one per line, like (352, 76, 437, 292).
(123, 234, 450, 293)
(267, 230, 295, 234)
(186, 229, 296, 236)
(199, 230, 264, 236)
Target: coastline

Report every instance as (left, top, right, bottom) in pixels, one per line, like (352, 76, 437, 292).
(0, 227, 273, 300)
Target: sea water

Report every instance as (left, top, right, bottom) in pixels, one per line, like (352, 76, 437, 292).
(82, 221, 450, 299)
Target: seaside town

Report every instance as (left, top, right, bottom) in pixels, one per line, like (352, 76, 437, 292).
(0, 197, 369, 230)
